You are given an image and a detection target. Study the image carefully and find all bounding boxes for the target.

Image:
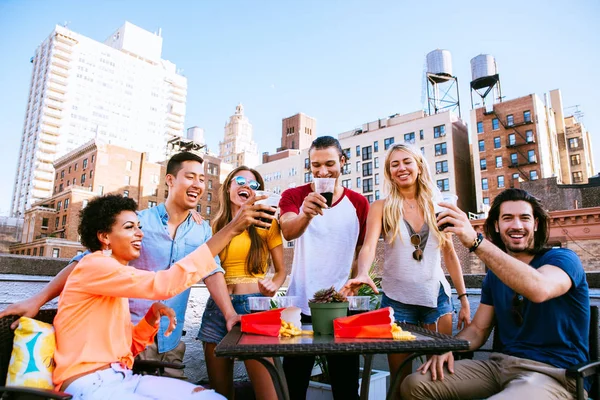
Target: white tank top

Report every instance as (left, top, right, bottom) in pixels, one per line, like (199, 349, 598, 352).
(381, 220, 451, 308)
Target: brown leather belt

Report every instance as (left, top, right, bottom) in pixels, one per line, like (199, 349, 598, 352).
(60, 363, 112, 392)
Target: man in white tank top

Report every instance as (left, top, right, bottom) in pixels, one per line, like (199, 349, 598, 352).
(279, 136, 369, 400)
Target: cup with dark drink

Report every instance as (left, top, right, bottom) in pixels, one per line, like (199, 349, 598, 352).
(254, 191, 280, 229)
(248, 297, 273, 313)
(312, 178, 336, 207)
(435, 193, 458, 231)
(347, 296, 370, 316)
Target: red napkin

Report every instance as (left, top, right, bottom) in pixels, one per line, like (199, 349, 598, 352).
(333, 307, 395, 338)
(241, 307, 302, 337)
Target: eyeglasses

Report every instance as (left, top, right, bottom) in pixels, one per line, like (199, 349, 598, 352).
(233, 176, 260, 191)
(410, 234, 423, 261)
(512, 292, 525, 326)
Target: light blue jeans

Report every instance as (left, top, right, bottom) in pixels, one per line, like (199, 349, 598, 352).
(64, 363, 224, 400)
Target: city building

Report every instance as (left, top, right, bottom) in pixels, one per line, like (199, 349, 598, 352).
(470, 89, 595, 214)
(218, 104, 260, 168)
(262, 113, 315, 164)
(256, 110, 475, 213)
(11, 21, 187, 217)
(10, 140, 167, 258)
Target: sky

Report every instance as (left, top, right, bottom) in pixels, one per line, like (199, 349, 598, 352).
(0, 0, 599, 215)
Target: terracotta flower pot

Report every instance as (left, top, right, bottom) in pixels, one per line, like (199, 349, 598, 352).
(309, 302, 349, 335)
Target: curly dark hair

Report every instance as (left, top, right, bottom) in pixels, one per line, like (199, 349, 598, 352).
(78, 194, 138, 252)
(484, 188, 549, 254)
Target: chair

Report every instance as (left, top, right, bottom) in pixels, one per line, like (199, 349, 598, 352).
(455, 305, 600, 400)
(0, 309, 185, 399)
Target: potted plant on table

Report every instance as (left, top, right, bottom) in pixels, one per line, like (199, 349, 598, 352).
(308, 286, 348, 336)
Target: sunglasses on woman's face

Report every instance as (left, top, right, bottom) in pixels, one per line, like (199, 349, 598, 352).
(410, 233, 423, 261)
(233, 176, 261, 191)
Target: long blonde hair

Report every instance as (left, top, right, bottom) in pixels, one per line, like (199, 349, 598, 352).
(382, 143, 449, 247)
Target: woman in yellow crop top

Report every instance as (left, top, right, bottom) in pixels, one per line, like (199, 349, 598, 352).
(198, 166, 285, 399)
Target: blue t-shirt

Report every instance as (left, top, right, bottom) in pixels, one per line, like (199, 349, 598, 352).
(481, 248, 589, 369)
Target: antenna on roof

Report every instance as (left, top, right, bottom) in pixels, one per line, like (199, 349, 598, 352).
(62, 21, 70, 28)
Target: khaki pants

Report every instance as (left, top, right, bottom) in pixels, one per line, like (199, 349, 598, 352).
(401, 353, 583, 400)
(136, 341, 187, 380)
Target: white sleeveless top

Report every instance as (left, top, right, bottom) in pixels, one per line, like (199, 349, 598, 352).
(381, 220, 451, 308)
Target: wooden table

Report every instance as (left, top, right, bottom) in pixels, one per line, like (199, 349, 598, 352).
(215, 324, 469, 400)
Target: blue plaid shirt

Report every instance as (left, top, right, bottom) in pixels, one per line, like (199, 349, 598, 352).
(71, 203, 223, 352)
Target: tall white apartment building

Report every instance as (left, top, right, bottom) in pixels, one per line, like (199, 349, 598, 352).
(11, 22, 187, 216)
(219, 104, 260, 168)
(256, 110, 475, 213)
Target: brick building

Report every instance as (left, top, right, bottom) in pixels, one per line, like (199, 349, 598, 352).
(10, 140, 167, 258)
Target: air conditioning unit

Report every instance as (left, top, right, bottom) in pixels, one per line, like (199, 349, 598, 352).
(436, 169, 442, 174)
(440, 132, 446, 137)
(435, 151, 442, 156)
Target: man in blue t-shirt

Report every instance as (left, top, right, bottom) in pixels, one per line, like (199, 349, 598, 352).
(401, 188, 590, 399)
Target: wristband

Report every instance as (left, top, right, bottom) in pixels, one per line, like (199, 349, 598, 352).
(469, 233, 484, 253)
(457, 293, 468, 300)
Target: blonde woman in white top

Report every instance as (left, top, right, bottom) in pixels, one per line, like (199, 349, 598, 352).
(342, 143, 471, 390)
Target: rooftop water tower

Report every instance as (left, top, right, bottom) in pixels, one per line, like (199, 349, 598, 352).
(425, 49, 461, 118)
(470, 54, 502, 109)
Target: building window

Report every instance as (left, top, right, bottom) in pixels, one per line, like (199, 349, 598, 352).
(55, 217, 59, 229)
(83, 158, 88, 169)
(123, 190, 129, 198)
(571, 154, 581, 166)
(435, 160, 448, 174)
(39, 247, 44, 257)
(356, 146, 361, 157)
(373, 141, 379, 152)
(375, 190, 380, 200)
(363, 178, 373, 193)
(356, 177, 361, 188)
(81, 173, 86, 184)
(90, 170, 94, 179)
(208, 180, 213, 189)
(206, 192, 212, 201)
(494, 137, 501, 149)
(342, 163, 351, 175)
(507, 114, 514, 126)
(529, 170, 538, 180)
(419, 130, 424, 140)
(495, 156, 503, 168)
(477, 121, 484, 133)
(482, 178, 489, 190)
(98, 185, 104, 195)
(404, 132, 415, 144)
(434, 142, 447, 156)
(42, 218, 49, 228)
(511, 153, 518, 166)
(304, 158, 310, 169)
(528, 150, 536, 163)
(362, 146, 372, 161)
(27, 248, 31, 255)
(568, 137, 579, 149)
(478, 140, 485, 152)
(82, 199, 88, 208)
(524, 110, 531, 123)
(62, 215, 67, 226)
(433, 125, 446, 138)
(148, 201, 157, 208)
(206, 206, 211, 215)
(59, 183, 63, 192)
(123, 176, 130, 185)
(52, 248, 60, 258)
(420, 147, 425, 155)
(342, 148, 351, 161)
(57, 201, 62, 211)
(342, 179, 351, 189)
(573, 171, 584, 183)
(526, 130, 534, 143)
(374, 173, 380, 185)
(480, 159, 487, 171)
(64, 199, 69, 209)
(67, 180, 70, 187)
(492, 118, 499, 130)
(91, 155, 95, 163)
(356, 161, 361, 173)
(483, 197, 490, 206)
(365, 194, 374, 203)
(32, 247, 37, 256)
(497, 175, 505, 188)
(74, 163, 78, 171)
(384, 137, 395, 150)
(374, 157, 379, 169)
(508, 134, 516, 146)
(126, 160, 132, 171)
(304, 172, 312, 183)
(437, 179, 450, 192)
(362, 162, 373, 177)
(61, 170, 65, 179)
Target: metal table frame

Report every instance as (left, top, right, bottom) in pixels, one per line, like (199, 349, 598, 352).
(215, 324, 469, 400)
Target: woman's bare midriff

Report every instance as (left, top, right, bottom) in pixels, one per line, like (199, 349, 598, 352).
(227, 282, 261, 295)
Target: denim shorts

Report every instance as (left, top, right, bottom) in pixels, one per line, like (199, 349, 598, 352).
(197, 293, 263, 344)
(381, 284, 454, 325)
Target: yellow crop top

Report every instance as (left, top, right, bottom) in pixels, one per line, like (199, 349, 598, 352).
(222, 219, 283, 285)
